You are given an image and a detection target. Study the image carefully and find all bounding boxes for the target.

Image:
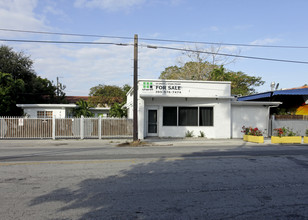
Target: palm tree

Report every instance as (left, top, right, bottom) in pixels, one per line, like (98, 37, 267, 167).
(72, 99, 94, 117)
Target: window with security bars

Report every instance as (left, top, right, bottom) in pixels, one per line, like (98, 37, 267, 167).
(37, 111, 53, 118)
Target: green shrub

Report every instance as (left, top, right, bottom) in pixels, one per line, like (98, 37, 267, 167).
(199, 131, 205, 137)
(185, 130, 194, 137)
(274, 127, 297, 137)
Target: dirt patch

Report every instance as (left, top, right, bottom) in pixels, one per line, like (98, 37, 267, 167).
(53, 143, 69, 146)
(117, 140, 152, 147)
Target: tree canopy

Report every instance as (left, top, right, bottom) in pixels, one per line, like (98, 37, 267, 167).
(159, 62, 264, 96)
(89, 84, 131, 107)
(159, 61, 216, 81)
(0, 72, 24, 115)
(210, 66, 264, 95)
(0, 45, 66, 116)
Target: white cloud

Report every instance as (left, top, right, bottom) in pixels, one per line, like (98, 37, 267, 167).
(209, 26, 219, 32)
(0, 0, 46, 33)
(250, 38, 281, 46)
(74, 0, 145, 11)
(21, 41, 180, 95)
(0, 0, 182, 95)
(42, 3, 69, 22)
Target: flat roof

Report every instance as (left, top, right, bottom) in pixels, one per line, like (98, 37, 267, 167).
(232, 101, 281, 107)
(140, 94, 234, 99)
(17, 104, 77, 108)
(127, 79, 232, 95)
(139, 79, 231, 84)
(16, 104, 110, 110)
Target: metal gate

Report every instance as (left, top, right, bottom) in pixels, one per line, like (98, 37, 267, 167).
(0, 116, 133, 139)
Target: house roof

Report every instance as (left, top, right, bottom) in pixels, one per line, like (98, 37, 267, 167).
(273, 88, 308, 96)
(65, 96, 89, 103)
(232, 101, 281, 106)
(238, 87, 308, 101)
(288, 85, 308, 90)
(16, 104, 110, 110)
(16, 104, 77, 108)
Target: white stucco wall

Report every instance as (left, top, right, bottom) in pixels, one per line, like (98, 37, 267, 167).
(231, 104, 270, 138)
(127, 79, 233, 139)
(23, 108, 67, 118)
(126, 79, 280, 139)
(143, 97, 231, 139)
(17, 104, 109, 118)
(17, 104, 77, 118)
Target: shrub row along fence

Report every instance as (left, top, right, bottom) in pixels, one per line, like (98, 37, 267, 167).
(0, 116, 133, 139)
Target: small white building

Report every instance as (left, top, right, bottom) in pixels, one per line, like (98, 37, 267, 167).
(126, 79, 280, 139)
(16, 104, 110, 118)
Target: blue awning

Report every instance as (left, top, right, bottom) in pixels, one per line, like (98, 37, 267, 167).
(273, 88, 308, 95)
(238, 92, 272, 101)
(238, 88, 308, 101)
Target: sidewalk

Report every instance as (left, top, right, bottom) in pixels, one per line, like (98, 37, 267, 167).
(143, 137, 273, 146)
(0, 137, 306, 149)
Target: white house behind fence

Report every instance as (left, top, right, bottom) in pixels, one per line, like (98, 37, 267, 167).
(126, 79, 281, 139)
(16, 104, 110, 118)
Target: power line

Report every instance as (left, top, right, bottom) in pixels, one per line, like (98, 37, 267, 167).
(0, 28, 132, 40)
(1, 38, 308, 64)
(0, 38, 132, 46)
(140, 38, 308, 49)
(144, 45, 308, 65)
(1, 28, 308, 49)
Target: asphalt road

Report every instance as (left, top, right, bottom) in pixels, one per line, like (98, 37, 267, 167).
(0, 140, 308, 219)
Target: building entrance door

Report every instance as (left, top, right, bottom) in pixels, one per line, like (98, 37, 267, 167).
(147, 109, 157, 136)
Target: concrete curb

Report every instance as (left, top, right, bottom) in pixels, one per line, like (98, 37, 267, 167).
(0, 138, 307, 149)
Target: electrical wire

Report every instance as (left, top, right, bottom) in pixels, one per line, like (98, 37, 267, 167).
(1, 38, 308, 64)
(1, 28, 308, 49)
(0, 38, 132, 46)
(140, 37, 308, 49)
(0, 28, 133, 40)
(142, 45, 308, 64)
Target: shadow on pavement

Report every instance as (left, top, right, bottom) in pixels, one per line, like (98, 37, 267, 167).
(28, 149, 308, 220)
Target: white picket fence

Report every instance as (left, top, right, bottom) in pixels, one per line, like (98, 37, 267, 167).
(0, 116, 133, 139)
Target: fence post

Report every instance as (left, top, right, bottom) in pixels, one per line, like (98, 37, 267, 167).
(0, 117, 3, 139)
(52, 115, 56, 140)
(80, 115, 84, 140)
(270, 115, 275, 137)
(98, 115, 102, 139)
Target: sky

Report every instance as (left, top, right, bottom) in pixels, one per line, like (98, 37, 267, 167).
(0, 0, 307, 96)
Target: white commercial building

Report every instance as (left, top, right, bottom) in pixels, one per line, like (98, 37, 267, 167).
(126, 79, 280, 139)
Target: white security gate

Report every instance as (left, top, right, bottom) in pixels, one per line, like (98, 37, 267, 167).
(0, 116, 133, 139)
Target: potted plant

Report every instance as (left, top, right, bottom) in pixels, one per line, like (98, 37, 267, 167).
(271, 127, 302, 144)
(304, 129, 308, 144)
(242, 126, 264, 143)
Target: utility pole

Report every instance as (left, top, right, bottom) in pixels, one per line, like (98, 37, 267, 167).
(133, 34, 138, 141)
(56, 77, 59, 97)
(56, 76, 66, 100)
